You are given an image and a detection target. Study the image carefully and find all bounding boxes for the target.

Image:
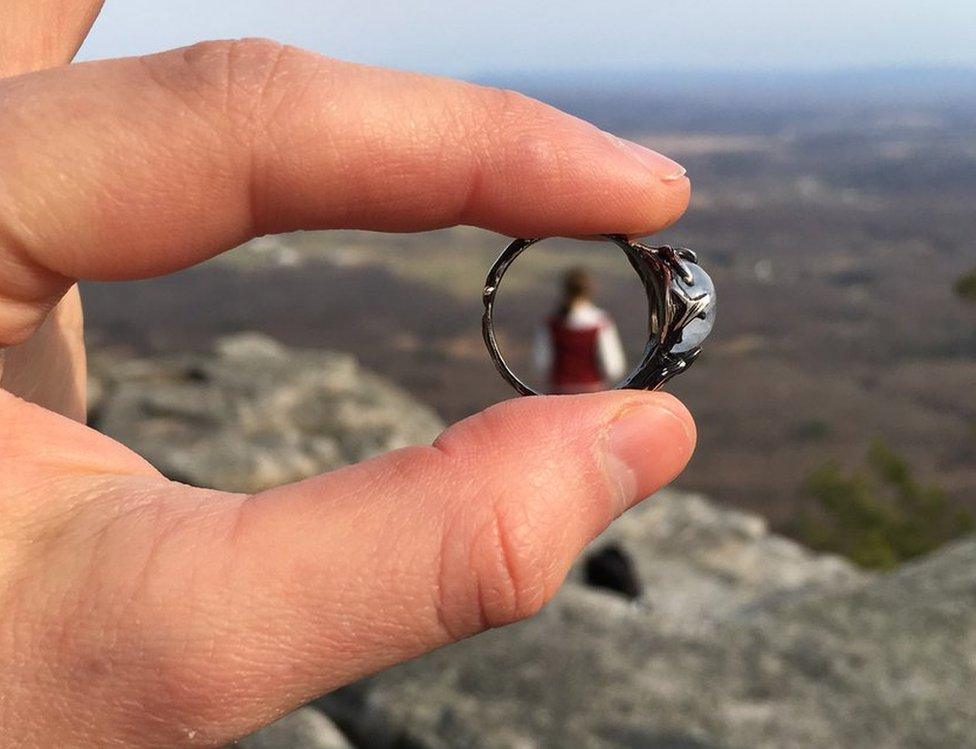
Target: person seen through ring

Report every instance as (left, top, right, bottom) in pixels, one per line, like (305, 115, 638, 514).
(533, 268, 627, 393)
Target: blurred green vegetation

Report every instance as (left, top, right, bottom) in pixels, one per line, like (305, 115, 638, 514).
(791, 418, 832, 443)
(797, 440, 974, 569)
(956, 267, 976, 303)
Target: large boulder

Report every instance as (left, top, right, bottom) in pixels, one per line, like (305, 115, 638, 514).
(87, 333, 445, 492)
(319, 532, 976, 749)
(570, 491, 865, 628)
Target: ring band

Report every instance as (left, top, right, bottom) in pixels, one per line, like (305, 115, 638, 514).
(482, 234, 716, 395)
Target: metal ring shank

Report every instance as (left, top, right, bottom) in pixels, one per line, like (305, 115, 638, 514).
(482, 235, 699, 396)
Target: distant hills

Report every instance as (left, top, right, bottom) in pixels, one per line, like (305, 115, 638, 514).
(474, 66, 976, 137)
(479, 66, 976, 105)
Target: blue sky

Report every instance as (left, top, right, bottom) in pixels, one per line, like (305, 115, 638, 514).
(79, 0, 976, 77)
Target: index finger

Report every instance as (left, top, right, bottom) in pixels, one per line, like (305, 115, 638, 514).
(0, 0, 105, 75)
(0, 38, 690, 345)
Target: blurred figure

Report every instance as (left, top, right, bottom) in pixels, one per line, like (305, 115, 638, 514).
(533, 268, 626, 393)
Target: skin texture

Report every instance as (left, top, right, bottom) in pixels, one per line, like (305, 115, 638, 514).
(0, 5, 695, 747)
(0, 0, 104, 76)
(0, 0, 105, 420)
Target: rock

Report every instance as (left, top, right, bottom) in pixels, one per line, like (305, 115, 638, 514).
(319, 532, 976, 749)
(236, 707, 353, 749)
(570, 490, 865, 629)
(87, 333, 445, 492)
(582, 544, 642, 599)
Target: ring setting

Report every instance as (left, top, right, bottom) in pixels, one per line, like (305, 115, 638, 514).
(482, 234, 716, 395)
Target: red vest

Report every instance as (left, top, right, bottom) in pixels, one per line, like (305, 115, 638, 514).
(548, 316, 604, 389)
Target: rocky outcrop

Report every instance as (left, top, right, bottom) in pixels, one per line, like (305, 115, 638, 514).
(86, 337, 976, 748)
(87, 333, 444, 492)
(319, 528, 976, 749)
(570, 491, 865, 630)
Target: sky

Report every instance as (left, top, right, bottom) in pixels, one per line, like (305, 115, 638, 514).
(79, 0, 976, 78)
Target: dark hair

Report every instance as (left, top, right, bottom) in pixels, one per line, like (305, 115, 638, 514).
(557, 267, 593, 318)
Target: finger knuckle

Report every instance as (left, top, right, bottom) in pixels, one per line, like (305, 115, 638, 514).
(432, 398, 526, 458)
(173, 38, 332, 124)
(475, 495, 549, 628)
(182, 37, 285, 74)
(481, 85, 562, 135)
(0, 295, 56, 347)
(433, 441, 553, 636)
(0, 198, 72, 347)
(179, 37, 285, 108)
(446, 84, 543, 150)
(221, 37, 289, 87)
(481, 86, 540, 125)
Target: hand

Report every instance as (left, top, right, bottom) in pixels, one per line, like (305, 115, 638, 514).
(0, 4, 694, 746)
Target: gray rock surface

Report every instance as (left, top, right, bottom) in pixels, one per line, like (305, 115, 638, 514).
(88, 333, 444, 492)
(235, 707, 353, 749)
(570, 491, 866, 630)
(320, 534, 976, 749)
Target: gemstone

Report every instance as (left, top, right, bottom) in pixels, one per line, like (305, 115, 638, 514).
(672, 263, 716, 353)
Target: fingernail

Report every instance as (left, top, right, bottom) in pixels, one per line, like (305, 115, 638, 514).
(604, 401, 695, 516)
(611, 135, 687, 182)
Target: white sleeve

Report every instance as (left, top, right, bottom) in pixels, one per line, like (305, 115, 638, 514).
(597, 321, 626, 381)
(532, 325, 553, 376)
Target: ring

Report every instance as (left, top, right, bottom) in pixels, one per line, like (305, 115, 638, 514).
(482, 234, 716, 395)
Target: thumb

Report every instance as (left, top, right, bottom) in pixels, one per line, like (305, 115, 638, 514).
(146, 390, 694, 740)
